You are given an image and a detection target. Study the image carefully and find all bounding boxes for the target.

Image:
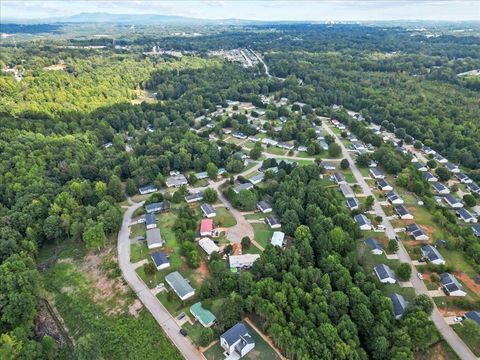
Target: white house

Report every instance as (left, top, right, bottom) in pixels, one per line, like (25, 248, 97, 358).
(340, 183, 355, 199)
(139, 185, 158, 195)
(431, 182, 450, 195)
(229, 254, 260, 269)
(257, 201, 272, 213)
(145, 213, 157, 230)
(198, 237, 220, 257)
(354, 214, 372, 230)
(444, 194, 463, 208)
(270, 231, 285, 247)
(220, 323, 255, 358)
(456, 208, 477, 223)
(201, 203, 216, 218)
(377, 179, 393, 191)
(394, 204, 414, 220)
(440, 273, 466, 297)
(406, 223, 429, 241)
(147, 228, 163, 249)
(387, 191, 404, 205)
(422, 245, 445, 265)
(374, 264, 396, 284)
(370, 168, 385, 179)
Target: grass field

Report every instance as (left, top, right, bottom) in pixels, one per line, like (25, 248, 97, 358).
(214, 207, 237, 227)
(276, 157, 314, 166)
(342, 169, 356, 183)
(203, 322, 280, 360)
(252, 223, 274, 248)
(130, 242, 149, 262)
(452, 322, 480, 356)
(245, 212, 267, 220)
(266, 146, 287, 156)
(359, 167, 372, 177)
(39, 240, 182, 360)
(416, 340, 460, 360)
(181, 322, 205, 346)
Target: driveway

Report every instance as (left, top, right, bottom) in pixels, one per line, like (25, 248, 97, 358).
(118, 199, 205, 360)
(322, 122, 478, 360)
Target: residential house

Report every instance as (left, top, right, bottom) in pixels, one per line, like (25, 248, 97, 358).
(465, 311, 480, 326)
(406, 223, 429, 241)
(351, 141, 365, 151)
(229, 254, 260, 269)
(151, 252, 170, 270)
(364, 238, 383, 255)
(445, 162, 460, 174)
(145, 201, 170, 214)
(456, 208, 477, 223)
(190, 302, 216, 327)
(346, 197, 360, 211)
(444, 194, 463, 208)
(201, 203, 216, 218)
(165, 272, 195, 301)
(370, 168, 385, 179)
(422, 245, 445, 265)
(271, 231, 285, 247)
(431, 182, 450, 195)
(374, 264, 396, 284)
(185, 192, 203, 203)
(145, 213, 157, 229)
(472, 224, 480, 237)
(377, 179, 393, 191)
(332, 172, 346, 184)
(262, 138, 278, 147)
(434, 154, 448, 164)
(220, 323, 255, 358)
(388, 293, 409, 320)
(467, 182, 480, 195)
(249, 173, 265, 185)
(233, 132, 247, 140)
(456, 173, 472, 184)
(387, 191, 404, 205)
(195, 171, 209, 180)
(369, 160, 378, 168)
(198, 237, 220, 258)
(200, 219, 214, 237)
(233, 183, 254, 194)
(340, 183, 355, 199)
(395, 204, 414, 220)
(277, 142, 294, 150)
(413, 162, 428, 172)
(423, 146, 436, 155)
(423, 172, 438, 183)
(165, 174, 188, 188)
(266, 215, 281, 229)
(319, 140, 329, 151)
(440, 273, 466, 297)
(146, 228, 163, 249)
(256, 201, 272, 213)
(139, 185, 158, 195)
(298, 145, 308, 152)
(321, 162, 337, 171)
(354, 214, 372, 230)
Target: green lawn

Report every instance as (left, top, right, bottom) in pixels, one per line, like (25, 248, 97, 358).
(156, 290, 197, 317)
(214, 207, 237, 227)
(130, 223, 146, 239)
(244, 244, 263, 254)
(204, 322, 280, 360)
(266, 146, 286, 156)
(453, 323, 480, 356)
(341, 169, 356, 183)
(439, 248, 479, 279)
(243, 161, 259, 173)
(295, 151, 314, 158)
(245, 212, 267, 221)
(276, 157, 313, 166)
(359, 167, 371, 177)
(182, 322, 205, 346)
(131, 242, 149, 263)
(252, 223, 274, 248)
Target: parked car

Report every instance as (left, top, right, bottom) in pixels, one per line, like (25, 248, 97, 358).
(377, 225, 386, 230)
(417, 273, 423, 280)
(453, 317, 463, 323)
(177, 312, 186, 320)
(179, 329, 188, 336)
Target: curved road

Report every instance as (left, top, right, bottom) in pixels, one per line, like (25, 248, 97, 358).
(118, 198, 205, 360)
(322, 123, 477, 360)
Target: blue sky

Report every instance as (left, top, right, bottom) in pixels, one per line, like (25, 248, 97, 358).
(1, 1, 479, 21)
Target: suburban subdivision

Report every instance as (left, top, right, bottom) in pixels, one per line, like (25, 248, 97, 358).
(1, 5, 479, 360)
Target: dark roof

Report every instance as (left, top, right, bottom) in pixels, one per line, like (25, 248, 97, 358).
(413, 162, 427, 170)
(377, 178, 390, 188)
(370, 168, 384, 176)
(387, 191, 401, 202)
(456, 173, 469, 181)
(346, 197, 359, 209)
(151, 252, 169, 267)
(465, 311, 480, 325)
(422, 245, 444, 262)
(266, 215, 280, 226)
(440, 273, 464, 293)
(221, 323, 250, 346)
(139, 185, 157, 192)
(145, 213, 156, 226)
(457, 208, 473, 220)
(423, 172, 436, 181)
(354, 214, 370, 226)
(375, 264, 394, 280)
(473, 224, 480, 237)
(394, 204, 410, 216)
(445, 194, 462, 205)
(185, 192, 203, 202)
(145, 201, 169, 213)
(201, 203, 216, 215)
(257, 201, 271, 211)
(432, 182, 447, 191)
(364, 238, 383, 251)
(388, 293, 409, 318)
(333, 172, 346, 182)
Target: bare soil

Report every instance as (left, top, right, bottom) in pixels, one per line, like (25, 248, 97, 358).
(128, 299, 143, 317)
(455, 272, 480, 297)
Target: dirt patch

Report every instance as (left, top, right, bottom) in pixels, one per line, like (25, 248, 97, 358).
(128, 299, 143, 317)
(455, 272, 480, 297)
(232, 243, 242, 255)
(44, 64, 66, 71)
(81, 250, 128, 314)
(60, 286, 75, 294)
(438, 307, 465, 317)
(35, 300, 68, 348)
(422, 225, 435, 237)
(192, 259, 209, 284)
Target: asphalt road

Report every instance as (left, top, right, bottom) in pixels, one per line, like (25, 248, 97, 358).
(322, 123, 478, 360)
(117, 198, 205, 360)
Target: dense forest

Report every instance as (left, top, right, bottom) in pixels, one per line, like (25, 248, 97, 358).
(0, 22, 479, 359)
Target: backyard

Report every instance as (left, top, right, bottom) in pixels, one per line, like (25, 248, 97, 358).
(214, 207, 237, 227)
(252, 223, 274, 249)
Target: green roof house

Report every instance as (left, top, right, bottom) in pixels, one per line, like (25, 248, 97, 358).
(190, 302, 216, 327)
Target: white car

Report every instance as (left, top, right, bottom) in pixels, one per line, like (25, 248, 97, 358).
(453, 316, 463, 323)
(417, 273, 424, 280)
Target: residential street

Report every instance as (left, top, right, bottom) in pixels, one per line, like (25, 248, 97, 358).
(322, 123, 478, 360)
(117, 198, 205, 360)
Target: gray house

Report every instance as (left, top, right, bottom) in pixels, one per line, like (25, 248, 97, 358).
(388, 293, 409, 319)
(220, 323, 255, 358)
(165, 271, 195, 301)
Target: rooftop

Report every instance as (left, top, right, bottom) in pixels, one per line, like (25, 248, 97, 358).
(165, 271, 194, 299)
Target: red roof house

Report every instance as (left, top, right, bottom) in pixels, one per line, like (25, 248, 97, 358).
(200, 219, 213, 236)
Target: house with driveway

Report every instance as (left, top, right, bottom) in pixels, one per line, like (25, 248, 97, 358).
(354, 214, 372, 230)
(374, 264, 396, 284)
(139, 185, 158, 195)
(165, 174, 188, 188)
(387, 191, 404, 205)
(456, 208, 477, 223)
(440, 273, 467, 297)
(257, 201, 272, 213)
(346, 197, 359, 211)
(201, 203, 216, 218)
(444, 194, 463, 208)
(370, 168, 385, 179)
(190, 302, 216, 327)
(406, 223, 429, 241)
(422, 245, 445, 265)
(220, 323, 255, 358)
(147, 228, 163, 249)
(377, 178, 393, 191)
(151, 251, 170, 270)
(431, 182, 450, 195)
(364, 238, 383, 255)
(394, 204, 413, 220)
(165, 271, 195, 301)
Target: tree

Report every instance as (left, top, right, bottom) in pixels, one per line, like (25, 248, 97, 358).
(144, 261, 157, 275)
(340, 159, 349, 170)
(397, 263, 412, 281)
(217, 293, 243, 331)
(328, 143, 342, 158)
(365, 195, 374, 210)
(388, 239, 399, 253)
(414, 141, 423, 149)
(250, 146, 262, 160)
(107, 175, 124, 201)
(235, 189, 256, 211)
(241, 236, 251, 248)
(83, 221, 106, 251)
(43, 215, 65, 243)
(435, 167, 451, 182)
(413, 295, 434, 315)
(95, 181, 108, 198)
(426, 159, 437, 169)
(198, 328, 215, 347)
(463, 194, 476, 207)
(74, 334, 101, 360)
(356, 154, 370, 167)
(125, 179, 137, 196)
(188, 173, 197, 185)
(203, 188, 218, 203)
(206, 162, 218, 179)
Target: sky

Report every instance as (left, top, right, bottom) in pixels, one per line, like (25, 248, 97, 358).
(1, 0, 479, 21)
